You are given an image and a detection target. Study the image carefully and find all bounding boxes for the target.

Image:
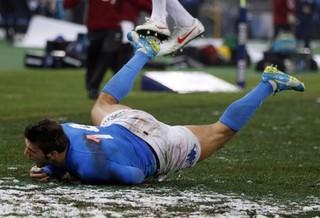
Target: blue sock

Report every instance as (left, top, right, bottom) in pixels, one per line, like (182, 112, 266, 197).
(102, 51, 150, 102)
(219, 81, 273, 132)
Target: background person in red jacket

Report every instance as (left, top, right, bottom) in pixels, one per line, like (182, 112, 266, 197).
(273, 0, 296, 38)
(116, 0, 152, 84)
(64, 0, 151, 100)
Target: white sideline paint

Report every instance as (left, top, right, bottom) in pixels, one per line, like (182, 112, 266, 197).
(0, 177, 319, 217)
(144, 71, 241, 93)
(15, 15, 87, 48)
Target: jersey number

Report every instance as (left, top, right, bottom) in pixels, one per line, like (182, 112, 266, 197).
(69, 124, 99, 132)
(86, 134, 114, 144)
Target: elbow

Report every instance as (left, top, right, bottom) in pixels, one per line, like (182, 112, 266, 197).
(121, 170, 146, 185)
(125, 174, 145, 185)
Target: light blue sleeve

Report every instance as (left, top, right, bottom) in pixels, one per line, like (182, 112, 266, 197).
(77, 161, 146, 185)
(41, 165, 66, 179)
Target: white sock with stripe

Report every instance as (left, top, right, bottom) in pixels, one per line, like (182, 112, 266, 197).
(150, 0, 167, 24)
(166, 0, 194, 27)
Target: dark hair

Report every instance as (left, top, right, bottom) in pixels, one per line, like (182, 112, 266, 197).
(24, 119, 69, 155)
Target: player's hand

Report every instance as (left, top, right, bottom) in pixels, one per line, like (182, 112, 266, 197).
(29, 166, 50, 182)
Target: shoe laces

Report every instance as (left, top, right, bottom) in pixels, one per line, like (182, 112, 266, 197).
(148, 38, 160, 54)
(264, 65, 279, 73)
(144, 17, 153, 23)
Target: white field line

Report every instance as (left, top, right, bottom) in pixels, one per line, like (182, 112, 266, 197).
(0, 178, 319, 217)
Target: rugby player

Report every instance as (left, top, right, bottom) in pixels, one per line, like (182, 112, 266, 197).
(24, 31, 305, 185)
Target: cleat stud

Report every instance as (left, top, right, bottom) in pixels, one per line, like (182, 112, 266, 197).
(147, 30, 150, 34)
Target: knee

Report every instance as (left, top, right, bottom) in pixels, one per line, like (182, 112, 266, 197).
(90, 94, 115, 125)
(99, 93, 118, 105)
(90, 103, 100, 125)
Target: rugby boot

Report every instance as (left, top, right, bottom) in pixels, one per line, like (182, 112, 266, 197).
(135, 17, 170, 41)
(127, 31, 160, 58)
(262, 65, 305, 93)
(158, 18, 205, 56)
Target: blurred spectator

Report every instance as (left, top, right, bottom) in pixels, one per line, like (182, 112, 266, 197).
(272, 0, 296, 38)
(0, 0, 30, 42)
(198, 0, 215, 37)
(38, 0, 56, 17)
(314, 0, 320, 38)
(296, 0, 316, 49)
(179, 0, 203, 18)
(64, 0, 150, 99)
(23, 0, 64, 19)
(316, 0, 320, 12)
(121, 0, 151, 24)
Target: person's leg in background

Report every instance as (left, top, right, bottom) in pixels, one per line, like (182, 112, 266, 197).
(111, 42, 133, 77)
(86, 29, 122, 100)
(1, 0, 16, 42)
(86, 31, 105, 99)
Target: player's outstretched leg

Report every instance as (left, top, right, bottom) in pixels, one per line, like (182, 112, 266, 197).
(220, 65, 305, 132)
(90, 31, 160, 125)
(189, 65, 305, 161)
(102, 31, 159, 102)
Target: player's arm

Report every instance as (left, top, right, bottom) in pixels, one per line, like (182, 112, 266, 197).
(109, 162, 145, 185)
(29, 164, 66, 182)
(29, 165, 49, 182)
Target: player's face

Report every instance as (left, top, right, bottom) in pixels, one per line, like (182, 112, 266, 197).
(24, 138, 47, 164)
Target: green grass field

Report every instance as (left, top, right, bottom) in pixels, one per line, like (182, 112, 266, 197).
(0, 40, 320, 216)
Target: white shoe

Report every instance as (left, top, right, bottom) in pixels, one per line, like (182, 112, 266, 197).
(135, 17, 170, 39)
(158, 19, 205, 56)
